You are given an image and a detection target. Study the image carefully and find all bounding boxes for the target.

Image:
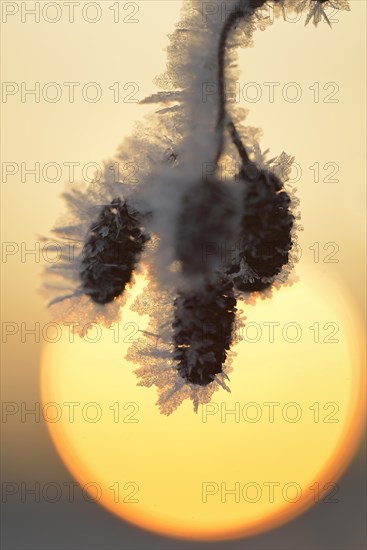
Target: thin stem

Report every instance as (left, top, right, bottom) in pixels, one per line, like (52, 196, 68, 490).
(216, 1, 269, 166)
(228, 120, 251, 165)
(216, 7, 245, 164)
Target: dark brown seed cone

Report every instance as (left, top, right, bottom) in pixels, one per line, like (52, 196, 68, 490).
(175, 178, 239, 278)
(227, 165, 294, 292)
(172, 277, 237, 386)
(80, 198, 149, 304)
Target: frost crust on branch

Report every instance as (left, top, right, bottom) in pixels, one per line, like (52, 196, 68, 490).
(44, 0, 348, 413)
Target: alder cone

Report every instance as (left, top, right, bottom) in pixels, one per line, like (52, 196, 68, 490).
(172, 277, 237, 386)
(175, 178, 240, 278)
(80, 198, 149, 304)
(228, 165, 294, 291)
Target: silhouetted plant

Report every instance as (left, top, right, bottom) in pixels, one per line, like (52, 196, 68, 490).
(46, 0, 350, 412)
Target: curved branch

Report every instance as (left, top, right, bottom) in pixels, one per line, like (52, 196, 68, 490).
(216, 1, 269, 164)
(216, 7, 245, 163)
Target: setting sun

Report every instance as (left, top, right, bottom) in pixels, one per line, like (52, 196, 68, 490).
(41, 262, 365, 540)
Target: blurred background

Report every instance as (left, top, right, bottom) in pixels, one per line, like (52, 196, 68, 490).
(1, 1, 366, 548)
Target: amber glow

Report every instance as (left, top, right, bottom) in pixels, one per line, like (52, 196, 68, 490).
(41, 263, 365, 541)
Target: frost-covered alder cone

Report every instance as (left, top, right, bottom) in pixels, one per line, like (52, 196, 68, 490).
(227, 163, 294, 292)
(175, 177, 242, 278)
(44, 0, 351, 414)
(173, 276, 237, 386)
(80, 198, 149, 304)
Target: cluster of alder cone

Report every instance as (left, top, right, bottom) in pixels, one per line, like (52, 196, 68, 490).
(80, 0, 295, 387)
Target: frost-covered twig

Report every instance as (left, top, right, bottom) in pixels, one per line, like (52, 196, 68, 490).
(44, 0, 349, 413)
